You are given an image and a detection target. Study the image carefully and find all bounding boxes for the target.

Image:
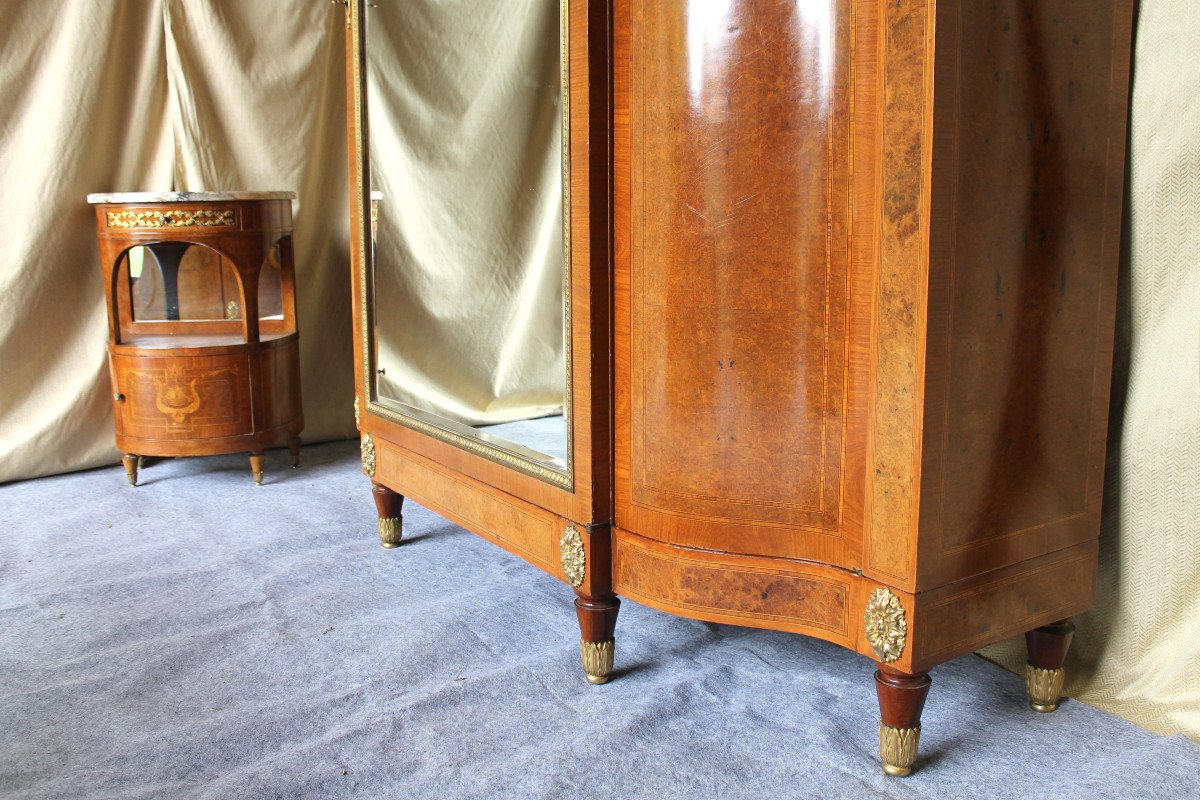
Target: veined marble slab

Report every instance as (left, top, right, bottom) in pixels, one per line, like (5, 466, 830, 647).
(87, 191, 295, 204)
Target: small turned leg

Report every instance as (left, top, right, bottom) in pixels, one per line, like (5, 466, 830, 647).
(249, 452, 265, 486)
(874, 666, 932, 777)
(372, 482, 404, 548)
(575, 593, 620, 685)
(287, 437, 301, 468)
(122, 454, 139, 487)
(1025, 618, 1075, 713)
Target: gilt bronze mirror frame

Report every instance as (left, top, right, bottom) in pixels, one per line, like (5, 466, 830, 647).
(347, 0, 577, 490)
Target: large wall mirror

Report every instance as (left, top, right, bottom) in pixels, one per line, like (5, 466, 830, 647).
(358, 0, 572, 487)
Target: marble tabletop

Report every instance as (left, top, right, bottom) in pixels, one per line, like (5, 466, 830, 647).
(87, 191, 296, 204)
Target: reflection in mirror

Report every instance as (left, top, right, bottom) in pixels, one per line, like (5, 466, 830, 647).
(257, 241, 285, 320)
(365, 1, 569, 478)
(125, 243, 242, 322)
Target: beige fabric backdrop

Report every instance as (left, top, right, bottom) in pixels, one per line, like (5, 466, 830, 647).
(0, 0, 1197, 744)
(0, 1, 173, 484)
(367, 0, 565, 425)
(0, 0, 356, 485)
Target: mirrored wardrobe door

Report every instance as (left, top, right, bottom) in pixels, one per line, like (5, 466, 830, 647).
(363, 0, 571, 483)
(345, 0, 612, 526)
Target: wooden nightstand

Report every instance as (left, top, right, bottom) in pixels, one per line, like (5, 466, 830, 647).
(88, 192, 304, 486)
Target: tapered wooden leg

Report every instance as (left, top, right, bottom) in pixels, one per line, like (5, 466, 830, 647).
(249, 452, 265, 486)
(372, 482, 404, 548)
(122, 454, 139, 487)
(874, 666, 932, 777)
(574, 592, 620, 685)
(1025, 618, 1075, 712)
(287, 437, 301, 468)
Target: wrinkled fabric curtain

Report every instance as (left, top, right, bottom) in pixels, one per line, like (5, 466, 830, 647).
(0, 1, 174, 483)
(367, 0, 565, 425)
(0, 0, 355, 484)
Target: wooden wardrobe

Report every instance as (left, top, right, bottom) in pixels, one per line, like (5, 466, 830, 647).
(345, 0, 1136, 776)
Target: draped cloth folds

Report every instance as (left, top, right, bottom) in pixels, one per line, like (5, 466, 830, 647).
(0, 1, 173, 484)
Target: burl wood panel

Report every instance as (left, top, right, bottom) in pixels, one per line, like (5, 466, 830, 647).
(613, 529, 854, 646)
(616, 0, 871, 569)
(861, 0, 932, 590)
(915, 0, 1134, 589)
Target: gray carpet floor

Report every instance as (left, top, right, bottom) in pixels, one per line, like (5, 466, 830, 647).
(1, 441, 1197, 799)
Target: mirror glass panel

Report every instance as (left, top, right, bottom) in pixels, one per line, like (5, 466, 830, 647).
(364, 1, 569, 479)
(257, 242, 285, 321)
(125, 243, 242, 322)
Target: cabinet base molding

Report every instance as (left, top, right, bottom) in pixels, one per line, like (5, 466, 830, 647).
(612, 528, 860, 647)
(614, 530, 1099, 677)
(371, 439, 560, 574)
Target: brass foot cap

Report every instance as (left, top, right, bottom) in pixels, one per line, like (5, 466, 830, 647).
(127, 477, 137, 487)
(878, 722, 920, 778)
(580, 638, 615, 685)
(380, 542, 400, 549)
(1026, 665, 1065, 713)
(253, 472, 264, 486)
(378, 516, 403, 548)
